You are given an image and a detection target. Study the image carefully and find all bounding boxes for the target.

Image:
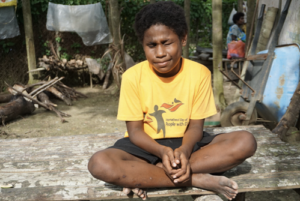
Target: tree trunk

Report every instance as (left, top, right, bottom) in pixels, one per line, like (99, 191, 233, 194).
(0, 97, 35, 125)
(109, 0, 123, 91)
(183, 0, 191, 58)
(212, 0, 226, 111)
(110, 0, 121, 51)
(107, 0, 113, 39)
(237, 0, 243, 12)
(22, 0, 37, 84)
(272, 82, 300, 142)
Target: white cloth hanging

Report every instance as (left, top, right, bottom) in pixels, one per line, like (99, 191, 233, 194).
(0, 6, 20, 39)
(46, 2, 112, 46)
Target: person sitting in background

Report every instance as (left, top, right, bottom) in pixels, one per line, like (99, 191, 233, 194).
(227, 12, 246, 45)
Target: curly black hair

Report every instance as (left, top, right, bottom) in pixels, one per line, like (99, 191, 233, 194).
(134, 1, 188, 43)
(233, 12, 245, 24)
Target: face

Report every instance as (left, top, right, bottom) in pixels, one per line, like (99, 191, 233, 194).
(237, 16, 245, 26)
(142, 24, 187, 77)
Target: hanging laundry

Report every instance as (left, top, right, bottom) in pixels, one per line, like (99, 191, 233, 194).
(46, 2, 112, 46)
(0, 0, 17, 8)
(0, 6, 20, 39)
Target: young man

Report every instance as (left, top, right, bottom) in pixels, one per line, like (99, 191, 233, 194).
(88, 2, 257, 200)
(227, 12, 246, 45)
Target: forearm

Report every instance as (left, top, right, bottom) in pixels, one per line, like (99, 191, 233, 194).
(127, 121, 165, 158)
(180, 119, 204, 157)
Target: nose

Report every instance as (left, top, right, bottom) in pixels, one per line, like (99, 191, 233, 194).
(156, 44, 166, 58)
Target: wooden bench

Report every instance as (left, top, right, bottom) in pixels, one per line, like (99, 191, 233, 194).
(1, 125, 300, 201)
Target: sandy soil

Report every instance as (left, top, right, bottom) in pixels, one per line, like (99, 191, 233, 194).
(0, 82, 299, 201)
(0, 86, 126, 139)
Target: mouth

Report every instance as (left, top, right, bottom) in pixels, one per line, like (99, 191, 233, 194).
(155, 59, 171, 67)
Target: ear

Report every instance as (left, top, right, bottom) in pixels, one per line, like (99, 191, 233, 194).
(181, 34, 187, 46)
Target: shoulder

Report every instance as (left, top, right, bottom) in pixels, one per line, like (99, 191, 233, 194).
(183, 58, 211, 78)
(122, 60, 149, 80)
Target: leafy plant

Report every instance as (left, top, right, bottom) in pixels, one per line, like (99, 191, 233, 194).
(61, 52, 71, 60)
(0, 41, 15, 54)
(55, 37, 61, 43)
(98, 56, 111, 73)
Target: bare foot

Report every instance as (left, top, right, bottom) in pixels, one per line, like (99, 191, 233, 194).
(123, 187, 147, 200)
(192, 174, 238, 200)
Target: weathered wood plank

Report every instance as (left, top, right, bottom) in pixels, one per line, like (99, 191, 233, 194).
(1, 125, 300, 201)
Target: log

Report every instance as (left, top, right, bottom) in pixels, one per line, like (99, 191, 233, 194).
(46, 87, 72, 106)
(0, 96, 35, 125)
(272, 81, 300, 142)
(0, 94, 12, 104)
(37, 92, 70, 123)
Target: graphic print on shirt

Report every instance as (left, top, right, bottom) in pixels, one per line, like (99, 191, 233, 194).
(147, 98, 184, 138)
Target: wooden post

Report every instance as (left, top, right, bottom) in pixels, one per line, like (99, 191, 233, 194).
(183, 0, 190, 58)
(212, 0, 226, 111)
(238, 0, 243, 12)
(246, 0, 257, 50)
(22, 0, 37, 84)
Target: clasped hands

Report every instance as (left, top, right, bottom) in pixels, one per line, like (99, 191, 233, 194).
(159, 146, 191, 184)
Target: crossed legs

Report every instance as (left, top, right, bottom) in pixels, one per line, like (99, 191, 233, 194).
(88, 131, 257, 200)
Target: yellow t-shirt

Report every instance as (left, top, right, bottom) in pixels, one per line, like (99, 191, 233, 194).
(117, 58, 217, 139)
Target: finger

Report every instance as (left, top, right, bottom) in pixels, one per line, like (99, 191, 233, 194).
(132, 188, 139, 195)
(137, 189, 143, 196)
(167, 150, 177, 168)
(174, 165, 191, 183)
(123, 187, 131, 195)
(173, 155, 188, 179)
(173, 150, 181, 165)
(162, 155, 173, 174)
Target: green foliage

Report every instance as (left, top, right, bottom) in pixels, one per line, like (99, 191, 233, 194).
(55, 37, 61, 43)
(14, 0, 238, 61)
(97, 56, 111, 73)
(61, 52, 71, 60)
(71, 42, 81, 49)
(0, 41, 15, 54)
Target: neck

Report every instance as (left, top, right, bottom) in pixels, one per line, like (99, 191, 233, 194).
(153, 58, 182, 78)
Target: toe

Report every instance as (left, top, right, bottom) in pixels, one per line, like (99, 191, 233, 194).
(123, 188, 131, 195)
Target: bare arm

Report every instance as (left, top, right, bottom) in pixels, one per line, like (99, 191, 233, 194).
(126, 120, 165, 157)
(171, 119, 204, 183)
(178, 119, 204, 157)
(126, 121, 177, 173)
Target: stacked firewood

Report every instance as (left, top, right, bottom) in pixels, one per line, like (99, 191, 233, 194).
(38, 55, 88, 72)
(0, 77, 86, 125)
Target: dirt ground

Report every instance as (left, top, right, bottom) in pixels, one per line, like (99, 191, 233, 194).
(0, 82, 299, 201)
(0, 86, 127, 139)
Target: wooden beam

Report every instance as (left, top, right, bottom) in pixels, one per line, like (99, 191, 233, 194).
(22, 0, 37, 84)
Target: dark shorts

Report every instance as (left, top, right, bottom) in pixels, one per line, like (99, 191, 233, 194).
(108, 131, 218, 164)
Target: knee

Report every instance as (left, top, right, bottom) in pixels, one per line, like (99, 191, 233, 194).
(88, 151, 118, 183)
(233, 130, 257, 159)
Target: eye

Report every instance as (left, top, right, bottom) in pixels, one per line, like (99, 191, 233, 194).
(147, 43, 156, 48)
